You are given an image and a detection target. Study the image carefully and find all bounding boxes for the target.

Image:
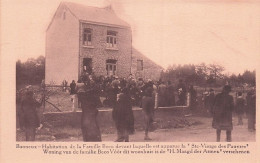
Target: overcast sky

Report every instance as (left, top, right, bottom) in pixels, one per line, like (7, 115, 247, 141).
(1, 0, 259, 74)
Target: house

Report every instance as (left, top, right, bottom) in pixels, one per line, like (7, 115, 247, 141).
(131, 48, 163, 80)
(45, 2, 162, 85)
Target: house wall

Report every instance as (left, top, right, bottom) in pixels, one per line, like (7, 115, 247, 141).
(79, 23, 132, 78)
(131, 48, 163, 80)
(45, 4, 79, 85)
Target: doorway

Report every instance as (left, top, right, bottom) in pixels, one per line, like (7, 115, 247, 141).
(83, 58, 93, 74)
(106, 59, 117, 76)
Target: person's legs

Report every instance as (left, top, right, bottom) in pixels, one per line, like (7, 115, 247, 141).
(71, 95, 75, 109)
(248, 113, 254, 131)
(115, 127, 125, 142)
(144, 113, 152, 140)
(216, 129, 221, 142)
(81, 127, 88, 141)
(238, 114, 243, 125)
(226, 130, 232, 142)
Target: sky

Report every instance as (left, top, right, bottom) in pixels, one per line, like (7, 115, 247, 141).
(1, 0, 260, 74)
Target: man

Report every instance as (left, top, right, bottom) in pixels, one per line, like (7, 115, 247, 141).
(70, 80, 76, 111)
(205, 89, 215, 115)
(177, 79, 186, 106)
(246, 91, 256, 131)
(235, 92, 245, 125)
(166, 81, 175, 106)
(188, 85, 197, 110)
(141, 87, 155, 140)
(212, 85, 234, 142)
(158, 81, 167, 107)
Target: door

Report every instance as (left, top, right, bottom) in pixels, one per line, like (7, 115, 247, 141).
(83, 58, 93, 74)
(106, 59, 117, 76)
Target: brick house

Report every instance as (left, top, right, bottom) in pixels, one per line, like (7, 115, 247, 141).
(45, 2, 162, 84)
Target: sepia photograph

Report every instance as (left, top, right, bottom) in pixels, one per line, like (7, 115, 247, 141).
(14, 0, 257, 143)
(1, 0, 259, 162)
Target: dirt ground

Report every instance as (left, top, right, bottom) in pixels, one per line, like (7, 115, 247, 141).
(102, 116, 255, 142)
(17, 115, 255, 142)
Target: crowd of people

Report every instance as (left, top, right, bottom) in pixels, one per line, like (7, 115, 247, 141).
(17, 73, 256, 142)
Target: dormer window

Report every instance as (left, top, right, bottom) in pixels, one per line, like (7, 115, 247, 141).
(107, 31, 117, 48)
(83, 28, 92, 46)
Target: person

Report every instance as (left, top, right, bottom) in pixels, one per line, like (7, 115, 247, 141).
(188, 85, 197, 110)
(141, 87, 155, 140)
(76, 75, 101, 142)
(235, 92, 245, 125)
(212, 85, 234, 142)
(177, 79, 186, 106)
(112, 87, 133, 142)
(205, 89, 215, 115)
(158, 81, 167, 107)
(16, 90, 25, 131)
(246, 91, 256, 132)
(75, 78, 85, 108)
(62, 80, 68, 92)
(70, 80, 76, 111)
(20, 87, 42, 141)
(166, 81, 175, 106)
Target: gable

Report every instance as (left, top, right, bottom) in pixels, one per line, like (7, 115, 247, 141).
(64, 2, 130, 28)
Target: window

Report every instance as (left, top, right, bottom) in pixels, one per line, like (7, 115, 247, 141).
(63, 11, 66, 20)
(83, 28, 92, 46)
(107, 31, 117, 48)
(137, 60, 143, 71)
(106, 59, 117, 76)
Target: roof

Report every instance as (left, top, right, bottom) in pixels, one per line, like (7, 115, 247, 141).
(132, 48, 164, 70)
(63, 2, 130, 28)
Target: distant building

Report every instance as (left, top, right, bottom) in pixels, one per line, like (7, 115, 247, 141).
(45, 2, 162, 84)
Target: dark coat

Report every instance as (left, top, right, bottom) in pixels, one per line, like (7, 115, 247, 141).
(112, 93, 134, 133)
(158, 84, 167, 107)
(235, 97, 245, 114)
(80, 83, 101, 142)
(246, 94, 256, 115)
(70, 82, 76, 95)
(212, 92, 234, 130)
(205, 93, 215, 113)
(20, 97, 40, 128)
(189, 88, 197, 109)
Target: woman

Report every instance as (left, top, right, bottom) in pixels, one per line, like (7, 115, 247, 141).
(77, 75, 101, 142)
(113, 87, 133, 142)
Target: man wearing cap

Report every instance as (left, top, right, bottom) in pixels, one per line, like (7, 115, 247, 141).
(212, 85, 234, 142)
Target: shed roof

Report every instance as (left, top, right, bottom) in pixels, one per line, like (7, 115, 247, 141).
(63, 2, 130, 28)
